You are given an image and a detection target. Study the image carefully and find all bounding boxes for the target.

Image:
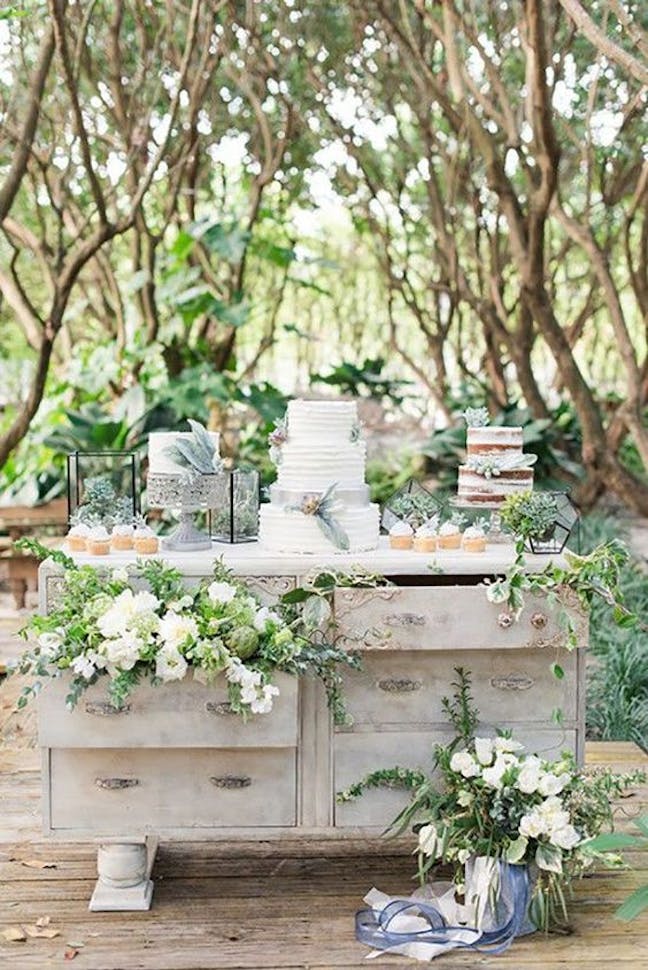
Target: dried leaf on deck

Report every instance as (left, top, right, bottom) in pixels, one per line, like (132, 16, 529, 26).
(64, 947, 79, 960)
(20, 859, 57, 869)
(24, 924, 60, 939)
(1, 926, 27, 942)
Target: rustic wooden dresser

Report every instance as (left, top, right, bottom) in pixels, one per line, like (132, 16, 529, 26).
(37, 540, 586, 910)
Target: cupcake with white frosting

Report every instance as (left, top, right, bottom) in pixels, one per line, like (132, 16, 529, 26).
(86, 525, 111, 556)
(133, 524, 159, 555)
(462, 524, 487, 553)
(111, 523, 134, 551)
(67, 523, 91, 553)
(389, 520, 414, 550)
(413, 520, 438, 553)
(438, 520, 462, 551)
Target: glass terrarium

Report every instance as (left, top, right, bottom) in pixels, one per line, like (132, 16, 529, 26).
(209, 469, 259, 543)
(66, 451, 139, 527)
(381, 478, 444, 532)
(525, 491, 580, 555)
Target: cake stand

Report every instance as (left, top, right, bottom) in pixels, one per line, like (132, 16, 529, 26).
(452, 498, 513, 544)
(147, 473, 221, 552)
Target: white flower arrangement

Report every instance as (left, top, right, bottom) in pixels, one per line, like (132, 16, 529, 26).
(13, 553, 307, 717)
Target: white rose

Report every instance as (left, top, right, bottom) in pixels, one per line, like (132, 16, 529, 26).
(253, 607, 281, 632)
(474, 737, 494, 766)
(517, 757, 542, 795)
(418, 823, 439, 858)
(207, 581, 238, 605)
(450, 751, 481, 778)
(519, 811, 543, 839)
(494, 737, 524, 754)
(550, 824, 580, 851)
(70, 655, 96, 680)
(155, 645, 188, 683)
(158, 611, 198, 649)
(102, 631, 143, 670)
(538, 772, 569, 797)
(481, 759, 507, 789)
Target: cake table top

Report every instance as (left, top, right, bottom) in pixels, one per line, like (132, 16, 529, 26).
(58, 536, 566, 577)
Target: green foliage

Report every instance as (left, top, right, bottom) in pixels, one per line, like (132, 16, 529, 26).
(500, 491, 560, 540)
(310, 357, 412, 405)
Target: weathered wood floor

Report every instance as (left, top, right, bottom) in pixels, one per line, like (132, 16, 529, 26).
(1, 629, 648, 968)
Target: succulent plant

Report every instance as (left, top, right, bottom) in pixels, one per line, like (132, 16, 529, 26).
(500, 490, 559, 540)
(462, 406, 490, 428)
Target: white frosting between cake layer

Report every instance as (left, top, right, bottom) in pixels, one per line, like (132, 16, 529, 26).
(458, 469, 533, 495)
(277, 442, 366, 490)
(467, 427, 523, 449)
(148, 431, 220, 475)
(259, 503, 379, 554)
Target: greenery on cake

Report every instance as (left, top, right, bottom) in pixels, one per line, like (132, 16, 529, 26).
(162, 420, 222, 475)
(462, 406, 491, 428)
(466, 453, 538, 479)
(500, 490, 559, 540)
(268, 413, 289, 465)
(290, 483, 350, 551)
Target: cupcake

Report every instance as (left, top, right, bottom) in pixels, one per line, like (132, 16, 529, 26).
(413, 521, 438, 553)
(111, 523, 134, 551)
(67, 523, 90, 552)
(462, 525, 487, 553)
(389, 521, 414, 550)
(437, 521, 462, 550)
(133, 525, 159, 555)
(86, 525, 111, 556)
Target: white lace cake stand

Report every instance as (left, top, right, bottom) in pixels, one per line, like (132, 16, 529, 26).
(147, 473, 220, 552)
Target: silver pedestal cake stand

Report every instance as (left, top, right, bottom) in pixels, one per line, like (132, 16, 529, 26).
(452, 498, 513, 544)
(147, 473, 220, 552)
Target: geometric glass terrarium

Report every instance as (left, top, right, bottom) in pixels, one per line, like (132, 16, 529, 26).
(66, 450, 139, 524)
(209, 469, 259, 543)
(380, 477, 444, 533)
(525, 491, 580, 555)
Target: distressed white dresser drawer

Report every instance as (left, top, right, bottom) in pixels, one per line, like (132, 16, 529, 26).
(49, 747, 297, 831)
(334, 727, 577, 828)
(333, 586, 583, 652)
(338, 649, 578, 727)
(39, 673, 298, 748)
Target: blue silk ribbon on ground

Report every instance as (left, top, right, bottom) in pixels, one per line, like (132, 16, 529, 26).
(355, 862, 532, 958)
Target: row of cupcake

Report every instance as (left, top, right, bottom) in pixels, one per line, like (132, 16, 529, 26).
(388, 515, 487, 553)
(67, 517, 159, 556)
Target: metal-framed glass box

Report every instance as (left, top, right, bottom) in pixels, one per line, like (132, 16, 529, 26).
(209, 469, 259, 544)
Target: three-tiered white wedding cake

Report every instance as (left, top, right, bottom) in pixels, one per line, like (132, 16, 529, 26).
(259, 399, 379, 553)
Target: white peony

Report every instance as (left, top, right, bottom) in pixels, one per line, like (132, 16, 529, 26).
(418, 823, 439, 858)
(102, 631, 143, 670)
(207, 581, 238, 605)
(538, 772, 570, 797)
(155, 645, 188, 683)
(158, 610, 198, 649)
(481, 756, 510, 789)
(519, 810, 543, 839)
(550, 824, 580, 851)
(253, 606, 281, 632)
(474, 737, 494, 766)
(97, 589, 158, 638)
(450, 751, 481, 778)
(517, 757, 543, 794)
(70, 654, 96, 680)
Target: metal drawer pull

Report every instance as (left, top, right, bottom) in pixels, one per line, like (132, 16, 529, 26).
(383, 612, 426, 628)
(531, 612, 548, 629)
(95, 777, 139, 791)
(378, 677, 423, 693)
(210, 775, 252, 789)
(85, 701, 130, 717)
(205, 701, 236, 716)
(490, 674, 535, 691)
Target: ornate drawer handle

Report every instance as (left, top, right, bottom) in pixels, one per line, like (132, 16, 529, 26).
(95, 777, 139, 791)
(85, 701, 130, 717)
(490, 674, 534, 691)
(531, 612, 548, 629)
(205, 701, 236, 716)
(210, 775, 252, 790)
(377, 677, 423, 693)
(383, 613, 426, 628)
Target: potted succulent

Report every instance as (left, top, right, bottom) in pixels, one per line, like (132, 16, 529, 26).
(500, 490, 579, 554)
